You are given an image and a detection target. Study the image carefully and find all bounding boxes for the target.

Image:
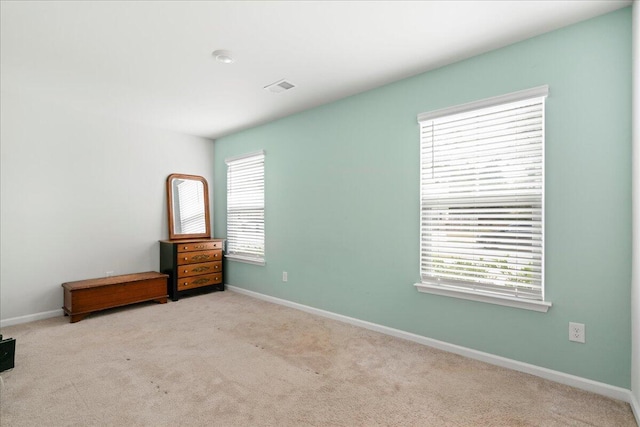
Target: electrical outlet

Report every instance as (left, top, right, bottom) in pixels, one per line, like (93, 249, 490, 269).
(282, 271, 288, 282)
(569, 322, 585, 343)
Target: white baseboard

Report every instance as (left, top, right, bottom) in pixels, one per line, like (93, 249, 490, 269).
(227, 285, 637, 412)
(2, 288, 637, 425)
(0, 309, 63, 328)
(630, 392, 640, 425)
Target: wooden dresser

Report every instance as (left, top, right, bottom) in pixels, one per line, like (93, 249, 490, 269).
(159, 238, 225, 301)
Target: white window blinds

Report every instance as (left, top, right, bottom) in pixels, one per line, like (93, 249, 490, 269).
(418, 86, 547, 302)
(226, 151, 265, 263)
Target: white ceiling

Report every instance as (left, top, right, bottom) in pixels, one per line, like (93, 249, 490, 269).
(0, 1, 631, 140)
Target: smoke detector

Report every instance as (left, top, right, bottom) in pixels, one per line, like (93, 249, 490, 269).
(264, 79, 296, 93)
(212, 50, 234, 64)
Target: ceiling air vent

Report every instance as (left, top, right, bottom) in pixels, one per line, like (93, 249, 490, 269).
(264, 79, 296, 94)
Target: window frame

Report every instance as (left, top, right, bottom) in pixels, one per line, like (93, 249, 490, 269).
(414, 86, 551, 313)
(225, 150, 266, 266)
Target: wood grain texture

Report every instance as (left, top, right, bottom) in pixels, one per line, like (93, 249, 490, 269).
(176, 249, 222, 265)
(177, 261, 222, 278)
(166, 173, 211, 240)
(159, 238, 225, 301)
(62, 272, 168, 323)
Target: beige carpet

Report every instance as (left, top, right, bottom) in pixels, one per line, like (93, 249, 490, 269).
(0, 290, 636, 426)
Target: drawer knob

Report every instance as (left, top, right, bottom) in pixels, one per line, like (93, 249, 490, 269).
(183, 246, 188, 250)
(184, 257, 188, 260)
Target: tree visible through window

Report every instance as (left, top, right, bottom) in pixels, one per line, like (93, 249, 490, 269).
(416, 87, 548, 304)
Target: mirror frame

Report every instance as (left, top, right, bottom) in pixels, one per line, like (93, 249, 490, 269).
(166, 173, 211, 240)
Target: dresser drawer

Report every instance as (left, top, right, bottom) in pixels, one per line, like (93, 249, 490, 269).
(177, 249, 223, 265)
(177, 273, 222, 291)
(159, 238, 225, 301)
(176, 241, 223, 253)
(177, 261, 222, 278)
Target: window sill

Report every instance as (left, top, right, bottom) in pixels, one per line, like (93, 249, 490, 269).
(414, 283, 551, 313)
(225, 255, 265, 266)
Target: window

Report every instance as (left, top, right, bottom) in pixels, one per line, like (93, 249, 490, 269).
(226, 150, 265, 265)
(415, 86, 551, 312)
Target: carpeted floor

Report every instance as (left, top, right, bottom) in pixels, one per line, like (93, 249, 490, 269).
(0, 290, 636, 426)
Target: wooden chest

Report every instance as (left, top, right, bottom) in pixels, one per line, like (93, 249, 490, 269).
(62, 272, 168, 323)
(160, 238, 225, 301)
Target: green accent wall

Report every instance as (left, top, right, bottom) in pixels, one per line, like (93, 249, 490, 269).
(214, 8, 632, 387)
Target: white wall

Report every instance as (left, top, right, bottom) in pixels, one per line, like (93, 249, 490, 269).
(0, 91, 215, 323)
(632, 0, 640, 416)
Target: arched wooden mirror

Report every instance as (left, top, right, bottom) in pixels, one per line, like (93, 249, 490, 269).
(166, 173, 211, 240)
